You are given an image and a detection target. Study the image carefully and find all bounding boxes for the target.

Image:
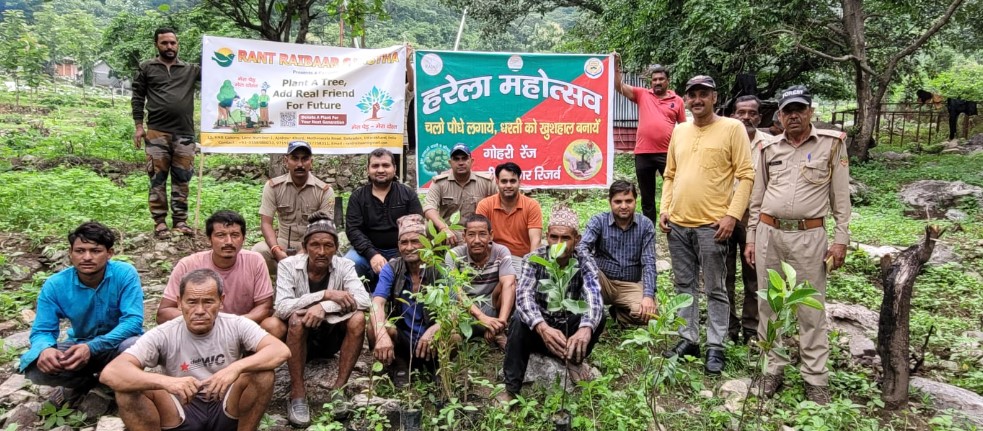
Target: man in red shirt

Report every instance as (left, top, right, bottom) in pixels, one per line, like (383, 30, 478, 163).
(615, 55, 687, 223)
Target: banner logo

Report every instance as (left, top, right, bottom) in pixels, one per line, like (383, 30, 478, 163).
(211, 48, 235, 67)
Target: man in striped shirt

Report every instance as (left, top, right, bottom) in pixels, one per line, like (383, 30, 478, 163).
(577, 180, 657, 325)
(499, 207, 605, 403)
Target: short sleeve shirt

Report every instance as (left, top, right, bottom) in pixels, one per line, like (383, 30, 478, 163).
(258, 173, 334, 244)
(632, 88, 686, 154)
(124, 313, 268, 380)
(447, 243, 515, 298)
(475, 193, 543, 257)
(423, 171, 497, 221)
(164, 250, 274, 315)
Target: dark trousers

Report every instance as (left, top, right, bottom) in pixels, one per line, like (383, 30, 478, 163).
(634, 153, 667, 224)
(24, 337, 139, 389)
(726, 223, 758, 339)
(144, 129, 195, 225)
(503, 314, 605, 395)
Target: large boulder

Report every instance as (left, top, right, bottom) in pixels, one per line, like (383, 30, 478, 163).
(899, 180, 983, 219)
(521, 354, 599, 391)
(911, 377, 983, 426)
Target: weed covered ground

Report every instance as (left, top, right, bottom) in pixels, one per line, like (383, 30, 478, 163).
(1, 85, 982, 430)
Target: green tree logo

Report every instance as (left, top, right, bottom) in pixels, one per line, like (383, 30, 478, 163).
(211, 47, 235, 67)
(356, 86, 394, 121)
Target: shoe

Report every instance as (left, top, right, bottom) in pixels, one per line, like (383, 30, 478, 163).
(173, 221, 194, 236)
(705, 348, 725, 375)
(495, 391, 515, 406)
(755, 374, 784, 398)
(288, 398, 311, 427)
(153, 223, 170, 239)
(742, 329, 757, 345)
(663, 340, 700, 359)
(328, 389, 350, 417)
(804, 383, 831, 405)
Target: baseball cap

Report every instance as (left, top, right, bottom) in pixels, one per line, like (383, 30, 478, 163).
(684, 75, 716, 93)
(779, 85, 812, 109)
(450, 143, 471, 157)
(286, 140, 312, 154)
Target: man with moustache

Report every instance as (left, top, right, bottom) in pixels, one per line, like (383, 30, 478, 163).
(659, 76, 754, 375)
(726, 95, 771, 344)
(423, 143, 497, 246)
(445, 214, 517, 347)
(21, 222, 144, 406)
(156, 210, 274, 328)
(746, 85, 851, 404)
(102, 269, 290, 431)
(476, 162, 543, 273)
(577, 180, 657, 325)
(346, 148, 424, 291)
(253, 140, 335, 275)
(132, 28, 201, 238)
(261, 212, 369, 427)
(614, 56, 687, 223)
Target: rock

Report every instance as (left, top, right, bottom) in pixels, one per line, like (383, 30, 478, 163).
(0, 320, 19, 334)
(5, 329, 32, 349)
(718, 378, 750, 399)
(945, 209, 969, 221)
(928, 242, 960, 267)
(523, 354, 600, 390)
(0, 374, 28, 400)
(878, 151, 913, 161)
(1, 400, 40, 429)
(848, 335, 877, 358)
(826, 302, 879, 335)
(77, 389, 113, 419)
(95, 415, 126, 431)
(911, 377, 983, 426)
(854, 243, 900, 260)
(656, 260, 672, 273)
(699, 390, 714, 399)
(50, 426, 74, 431)
(899, 180, 983, 219)
(7, 389, 37, 405)
(849, 179, 871, 204)
(723, 396, 745, 414)
(349, 395, 400, 413)
(20, 308, 35, 324)
(963, 331, 983, 343)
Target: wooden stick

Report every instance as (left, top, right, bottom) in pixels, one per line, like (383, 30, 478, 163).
(193, 150, 206, 234)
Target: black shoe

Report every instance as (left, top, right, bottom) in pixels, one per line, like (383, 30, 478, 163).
(705, 348, 725, 375)
(663, 340, 700, 359)
(743, 329, 758, 345)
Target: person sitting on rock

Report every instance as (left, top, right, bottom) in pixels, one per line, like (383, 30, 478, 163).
(101, 268, 290, 431)
(367, 214, 440, 384)
(499, 206, 605, 403)
(445, 213, 517, 349)
(156, 210, 274, 330)
(260, 212, 370, 428)
(20, 221, 144, 407)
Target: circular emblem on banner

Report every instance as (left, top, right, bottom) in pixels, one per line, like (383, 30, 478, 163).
(507, 55, 524, 71)
(584, 58, 604, 79)
(420, 54, 444, 76)
(563, 139, 602, 180)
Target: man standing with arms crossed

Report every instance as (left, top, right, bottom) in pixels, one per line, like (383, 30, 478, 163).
(132, 28, 201, 238)
(660, 76, 754, 375)
(746, 86, 851, 404)
(614, 55, 687, 223)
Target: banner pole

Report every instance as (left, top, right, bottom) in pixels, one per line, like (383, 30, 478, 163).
(193, 149, 206, 235)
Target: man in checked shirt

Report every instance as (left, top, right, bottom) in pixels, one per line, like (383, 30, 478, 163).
(498, 206, 605, 403)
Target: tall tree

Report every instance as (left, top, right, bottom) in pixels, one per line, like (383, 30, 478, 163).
(0, 9, 48, 105)
(201, 0, 326, 43)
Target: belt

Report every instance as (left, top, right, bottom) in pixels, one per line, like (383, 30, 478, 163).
(760, 213, 824, 231)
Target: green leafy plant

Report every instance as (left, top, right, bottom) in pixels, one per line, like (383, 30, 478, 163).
(38, 402, 86, 430)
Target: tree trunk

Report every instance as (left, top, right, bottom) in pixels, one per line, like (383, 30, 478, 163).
(877, 225, 945, 410)
(852, 76, 877, 162)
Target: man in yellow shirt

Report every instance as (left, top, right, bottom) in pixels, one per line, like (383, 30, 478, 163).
(658, 75, 755, 374)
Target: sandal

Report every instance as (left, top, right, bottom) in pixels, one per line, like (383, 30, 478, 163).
(173, 222, 194, 236)
(154, 223, 170, 239)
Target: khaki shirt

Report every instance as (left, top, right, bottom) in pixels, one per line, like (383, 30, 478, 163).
(423, 170, 497, 221)
(259, 174, 334, 244)
(739, 131, 774, 223)
(747, 126, 851, 245)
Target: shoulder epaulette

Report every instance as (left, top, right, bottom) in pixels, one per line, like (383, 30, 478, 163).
(816, 128, 847, 142)
(269, 174, 289, 188)
(432, 172, 450, 181)
(473, 171, 494, 181)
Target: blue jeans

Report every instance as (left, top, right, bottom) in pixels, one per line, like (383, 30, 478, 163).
(667, 223, 730, 349)
(344, 248, 398, 293)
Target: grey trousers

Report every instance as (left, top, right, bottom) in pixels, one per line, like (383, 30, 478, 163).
(667, 223, 730, 349)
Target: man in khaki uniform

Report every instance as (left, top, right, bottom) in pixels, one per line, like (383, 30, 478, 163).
(253, 140, 335, 275)
(423, 143, 497, 245)
(745, 85, 851, 405)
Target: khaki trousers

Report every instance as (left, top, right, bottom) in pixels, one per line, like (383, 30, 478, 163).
(598, 271, 645, 325)
(755, 223, 830, 386)
(251, 237, 291, 276)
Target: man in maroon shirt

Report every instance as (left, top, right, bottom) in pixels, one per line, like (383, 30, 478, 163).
(615, 55, 687, 223)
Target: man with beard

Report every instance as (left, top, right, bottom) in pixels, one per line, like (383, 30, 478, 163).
(614, 56, 687, 224)
(345, 148, 424, 291)
(577, 180, 657, 325)
(156, 210, 274, 329)
(726, 95, 772, 344)
(261, 212, 369, 427)
(252, 140, 335, 275)
(102, 269, 290, 431)
(132, 28, 201, 238)
(476, 162, 543, 273)
(659, 76, 754, 375)
(21, 222, 144, 407)
(368, 215, 440, 381)
(423, 143, 497, 246)
(445, 214, 517, 348)
(746, 85, 851, 405)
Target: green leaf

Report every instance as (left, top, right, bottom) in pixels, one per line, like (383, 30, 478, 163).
(527, 255, 551, 267)
(767, 269, 786, 291)
(372, 361, 384, 373)
(781, 262, 797, 288)
(799, 297, 824, 311)
(786, 287, 820, 306)
(459, 320, 472, 339)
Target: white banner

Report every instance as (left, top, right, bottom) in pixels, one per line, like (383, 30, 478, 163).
(200, 36, 406, 154)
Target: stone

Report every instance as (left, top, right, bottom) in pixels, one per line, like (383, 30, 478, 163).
(855, 243, 900, 260)
(848, 335, 876, 358)
(656, 260, 672, 273)
(523, 354, 600, 390)
(7, 389, 37, 405)
(77, 389, 113, 419)
(899, 180, 983, 219)
(826, 302, 879, 336)
(5, 329, 32, 349)
(963, 331, 983, 343)
(95, 416, 126, 431)
(19, 308, 35, 324)
(945, 209, 969, 221)
(723, 396, 745, 414)
(699, 390, 714, 399)
(849, 179, 871, 204)
(1, 400, 40, 429)
(927, 242, 960, 267)
(0, 374, 28, 400)
(718, 378, 750, 399)
(50, 426, 73, 431)
(0, 320, 19, 334)
(911, 377, 983, 426)
(349, 395, 400, 413)
(878, 151, 913, 161)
